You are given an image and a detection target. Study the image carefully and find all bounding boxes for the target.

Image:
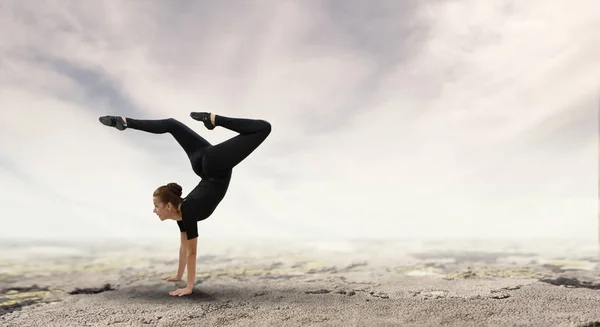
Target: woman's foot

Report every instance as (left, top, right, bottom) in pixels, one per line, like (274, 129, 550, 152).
(99, 116, 127, 131)
(190, 112, 215, 130)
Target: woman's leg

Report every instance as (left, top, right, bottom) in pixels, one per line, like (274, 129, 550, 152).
(99, 116, 212, 158)
(191, 113, 271, 174)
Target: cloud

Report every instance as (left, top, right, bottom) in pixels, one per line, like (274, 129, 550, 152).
(0, 0, 597, 242)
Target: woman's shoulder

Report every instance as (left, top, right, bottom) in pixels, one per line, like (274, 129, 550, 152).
(180, 196, 200, 214)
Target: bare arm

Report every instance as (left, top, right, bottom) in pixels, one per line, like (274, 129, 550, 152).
(162, 232, 189, 282)
(185, 237, 198, 289)
(176, 232, 188, 278)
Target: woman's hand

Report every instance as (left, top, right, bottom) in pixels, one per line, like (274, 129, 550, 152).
(167, 236, 197, 297)
(169, 286, 193, 297)
(162, 275, 182, 281)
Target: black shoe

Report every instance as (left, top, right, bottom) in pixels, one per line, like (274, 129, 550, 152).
(99, 116, 127, 131)
(190, 112, 215, 130)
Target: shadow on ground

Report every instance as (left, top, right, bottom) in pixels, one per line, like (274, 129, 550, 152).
(99, 279, 372, 306)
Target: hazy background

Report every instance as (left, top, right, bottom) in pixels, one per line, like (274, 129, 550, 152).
(0, 0, 598, 244)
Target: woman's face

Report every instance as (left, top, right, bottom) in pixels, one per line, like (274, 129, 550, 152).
(153, 196, 174, 221)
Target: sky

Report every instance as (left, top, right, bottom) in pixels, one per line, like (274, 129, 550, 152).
(0, 0, 598, 243)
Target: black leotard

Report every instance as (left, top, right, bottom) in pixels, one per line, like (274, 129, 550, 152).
(125, 115, 271, 240)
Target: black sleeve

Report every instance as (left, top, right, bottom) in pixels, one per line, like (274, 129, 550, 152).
(176, 220, 185, 232)
(180, 200, 198, 240)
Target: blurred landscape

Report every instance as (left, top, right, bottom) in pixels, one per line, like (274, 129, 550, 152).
(2, 238, 600, 326)
(1, 0, 597, 325)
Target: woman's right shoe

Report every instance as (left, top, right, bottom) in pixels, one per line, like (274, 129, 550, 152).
(190, 112, 215, 130)
(99, 116, 127, 131)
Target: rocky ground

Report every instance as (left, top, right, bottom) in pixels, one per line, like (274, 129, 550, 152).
(1, 238, 600, 327)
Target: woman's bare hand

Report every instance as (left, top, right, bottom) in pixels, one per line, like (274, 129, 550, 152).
(169, 286, 193, 297)
(162, 275, 182, 281)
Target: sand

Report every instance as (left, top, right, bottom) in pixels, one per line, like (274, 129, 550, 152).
(1, 238, 600, 327)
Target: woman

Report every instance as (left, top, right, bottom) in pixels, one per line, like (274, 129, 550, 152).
(99, 112, 271, 297)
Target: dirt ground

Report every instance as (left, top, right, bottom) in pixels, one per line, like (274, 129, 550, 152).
(1, 238, 599, 327)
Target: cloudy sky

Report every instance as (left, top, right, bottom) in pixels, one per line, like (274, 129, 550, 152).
(1, 0, 598, 243)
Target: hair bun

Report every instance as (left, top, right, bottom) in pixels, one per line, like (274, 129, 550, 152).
(167, 183, 183, 197)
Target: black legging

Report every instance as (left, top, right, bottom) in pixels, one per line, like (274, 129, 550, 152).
(125, 115, 272, 179)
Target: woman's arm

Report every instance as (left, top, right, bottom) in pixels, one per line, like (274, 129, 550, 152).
(185, 237, 198, 288)
(162, 232, 188, 281)
(169, 235, 198, 297)
(176, 232, 188, 277)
